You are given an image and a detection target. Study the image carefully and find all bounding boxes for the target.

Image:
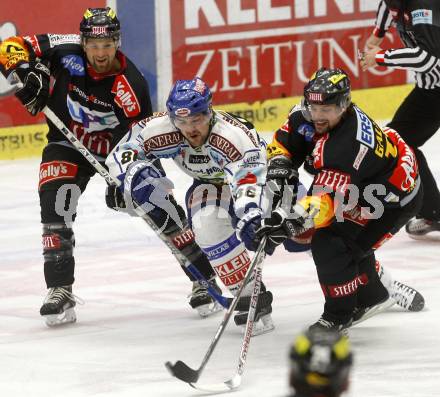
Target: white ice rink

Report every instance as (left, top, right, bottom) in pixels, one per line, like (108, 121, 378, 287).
(1, 131, 439, 397)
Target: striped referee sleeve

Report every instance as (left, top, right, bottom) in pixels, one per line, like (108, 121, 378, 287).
(373, 1, 393, 38)
(377, 47, 439, 73)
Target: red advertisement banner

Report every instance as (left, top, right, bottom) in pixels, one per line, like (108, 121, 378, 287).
(0, 0, 106, 127)
(170, 0, 406, 105)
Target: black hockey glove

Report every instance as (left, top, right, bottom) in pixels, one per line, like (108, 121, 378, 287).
(15, 61, 50, 116)
(105, 184, 126, 211)
(257, 204, 314, 251)
(266, 156, 299, 211)
(256, 207, 297, 251)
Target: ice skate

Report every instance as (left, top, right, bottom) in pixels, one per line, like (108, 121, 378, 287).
(234, 290, 275, 336)
(351, 296, 396, 326)
(309, 316, 351, 337)
(390, 280, 425, 312)
(405, 218, 440, 241)
(40, 285, 82, 327)
(188, 279, 223, 318)
(377, 263, 425, 312)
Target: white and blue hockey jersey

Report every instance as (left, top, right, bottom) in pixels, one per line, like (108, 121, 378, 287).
(106, 110, 267, 218)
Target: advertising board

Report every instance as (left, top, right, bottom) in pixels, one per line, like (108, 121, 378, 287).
(164, 0, 406, 106)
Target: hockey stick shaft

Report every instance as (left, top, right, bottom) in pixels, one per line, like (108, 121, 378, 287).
(43, 107, 118, 185)
(184, 262, 230, 308)
(196, 236, 267, 374)
(9, 73, 119, 186)
(39, 105, 230, 307)
(9, 71, 122, 186)
(166, 236, 267, 384)
(191, 240, 266, 392)
(236, 247, 265, 376)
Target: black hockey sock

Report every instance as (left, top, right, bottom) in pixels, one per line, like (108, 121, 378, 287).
(42, 223, 75, 288)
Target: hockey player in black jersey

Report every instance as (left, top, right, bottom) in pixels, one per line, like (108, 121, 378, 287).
(0, 8, 220, 326)
(361, 0, 440, 240)
(245, 68, 425, 332)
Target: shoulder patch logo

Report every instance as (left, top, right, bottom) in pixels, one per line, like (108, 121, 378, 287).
(355, 108, 375, 149)
(61, 55, 85, 76)
(411, 9, 433, 25)
(298, 123, 315, 142)
(112, 75, 141, 117)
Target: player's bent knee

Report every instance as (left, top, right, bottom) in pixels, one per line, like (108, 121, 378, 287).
(311, 228, 352, 275)
(201, 233, 251, 295)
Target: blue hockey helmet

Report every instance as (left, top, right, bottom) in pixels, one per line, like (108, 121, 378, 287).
(166, 77, 212, 119)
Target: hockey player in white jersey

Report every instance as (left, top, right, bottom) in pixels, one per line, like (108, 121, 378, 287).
(106, 77, 275, 335)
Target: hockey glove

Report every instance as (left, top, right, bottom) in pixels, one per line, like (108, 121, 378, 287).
(15, 61, 50, 116)
(123, 160, 182, 229)
(237, 208, 266, 252)
(105, 184, 126, 211)
(256, 208, 296, 254)
(236, 208, 282, 255)
(253, 204, 315, 252)
(266, 156, 299, 210)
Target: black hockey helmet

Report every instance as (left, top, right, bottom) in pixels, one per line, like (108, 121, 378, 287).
(289, 328, 353, 397)
(303, 68, 351, 109)
(80, 7, 121, 43)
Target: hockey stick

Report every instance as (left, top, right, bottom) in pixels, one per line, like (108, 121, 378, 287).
(165, 235, 267, 390)
(219, 239, 265, 391)
(190, 240, 266, 392)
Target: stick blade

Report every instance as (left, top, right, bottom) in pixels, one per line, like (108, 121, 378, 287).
(225, 374, 242, 390)
(189, 375, 242, 393)
(165, 360, 200, 384)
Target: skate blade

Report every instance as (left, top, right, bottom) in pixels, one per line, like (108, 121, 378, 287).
(392, 291, 425, 312)
(43, 307, 77, 327)
(352, 298, 395, 326)
(241, 314, 275, 337)
(407, 233, 440, 242)
(196, 301, 223, 318)
(407, 293, 425, 312)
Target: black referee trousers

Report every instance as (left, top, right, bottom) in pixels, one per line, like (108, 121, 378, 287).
(387, 86, 440, 221)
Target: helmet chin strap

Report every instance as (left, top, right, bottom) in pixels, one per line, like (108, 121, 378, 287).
(336, 106, 347, 116)
(300, 98, 312, 122)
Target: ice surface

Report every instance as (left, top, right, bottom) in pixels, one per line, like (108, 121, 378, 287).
(0, 131, 439, 397)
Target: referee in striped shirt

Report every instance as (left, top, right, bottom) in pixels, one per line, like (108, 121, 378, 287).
(360, 0, 440, 240)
